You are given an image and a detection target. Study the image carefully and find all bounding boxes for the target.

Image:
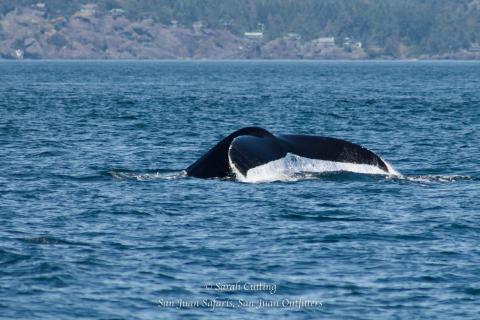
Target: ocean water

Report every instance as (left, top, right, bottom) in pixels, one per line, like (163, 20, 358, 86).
(0, 60, 479, 319)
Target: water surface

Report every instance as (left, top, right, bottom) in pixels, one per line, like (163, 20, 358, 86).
(1, 60, 479, 319)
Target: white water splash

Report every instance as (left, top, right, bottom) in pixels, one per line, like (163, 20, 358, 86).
(231, 153, 400, 183)
(110, 170, 186, 181)
(385, 161, 402, 177)
(400, 175, 472, 183)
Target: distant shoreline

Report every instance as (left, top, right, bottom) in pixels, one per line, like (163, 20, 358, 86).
(2, 58, 480, 62)
(3, 7, 480, 61)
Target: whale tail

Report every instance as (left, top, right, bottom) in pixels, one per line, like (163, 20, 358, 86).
(186, 127, 389, 179)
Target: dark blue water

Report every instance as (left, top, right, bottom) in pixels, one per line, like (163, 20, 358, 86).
(1, 60, 479, 319)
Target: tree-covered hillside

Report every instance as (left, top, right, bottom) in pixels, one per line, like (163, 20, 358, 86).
(1, 0, 480, 55)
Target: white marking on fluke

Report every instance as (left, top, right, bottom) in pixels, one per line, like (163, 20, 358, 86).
(229, 152, 399, 183)
(228, 144, 245, 180)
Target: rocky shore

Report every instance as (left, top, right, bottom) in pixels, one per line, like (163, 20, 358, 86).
(1, 6, 479, 60)
(0, 7, 367, 60)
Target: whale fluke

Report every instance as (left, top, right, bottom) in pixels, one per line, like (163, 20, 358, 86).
(186, 127, 390, 179)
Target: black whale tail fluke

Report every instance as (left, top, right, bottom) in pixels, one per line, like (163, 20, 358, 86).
(186, 127, 272, 178)
(186, 127, 391, 179)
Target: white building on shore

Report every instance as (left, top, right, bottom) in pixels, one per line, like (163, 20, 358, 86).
(313, 37, 335, 48)
(244, 32, 264, 40)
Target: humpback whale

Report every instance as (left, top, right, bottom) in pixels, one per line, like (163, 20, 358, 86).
(186, 127, 391, 180)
